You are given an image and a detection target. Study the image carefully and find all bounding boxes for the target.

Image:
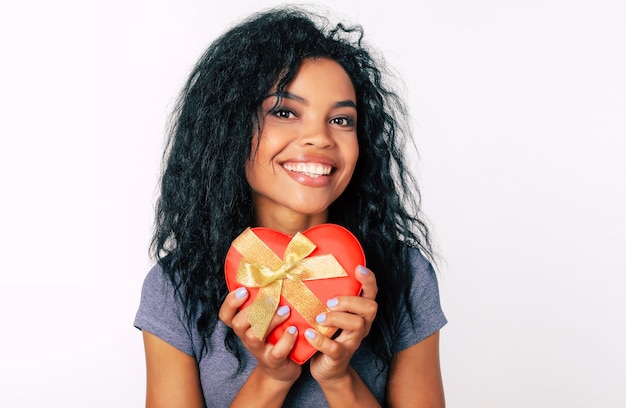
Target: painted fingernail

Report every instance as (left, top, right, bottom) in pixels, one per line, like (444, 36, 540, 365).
(358, 265, 368, 275)
(305, 328, 316, 339)
(277, 305, 290, 316)
(287, 326, 297, 335)
(326, 298, 339, 308)
(235, 287, 248, 298)
(315, 313, 326, 323)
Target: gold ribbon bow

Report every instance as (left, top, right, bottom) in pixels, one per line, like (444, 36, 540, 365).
(232, 228, 348, 340)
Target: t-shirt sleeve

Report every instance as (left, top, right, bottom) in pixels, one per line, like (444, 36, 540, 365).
(134, 264, 196, 357)
(392, 248, 447, 353)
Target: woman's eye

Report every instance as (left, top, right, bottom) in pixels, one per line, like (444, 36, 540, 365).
(331, 116, 355, 126)
(272, 109, 295, 119)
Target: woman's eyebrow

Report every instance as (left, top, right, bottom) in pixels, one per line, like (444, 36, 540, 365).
(265, 91, 356, 109)
(333, 100, 357, 109)
(272, 91, 307, 104)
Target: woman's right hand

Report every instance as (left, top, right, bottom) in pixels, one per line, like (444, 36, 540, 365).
(219, 287, 302, 384)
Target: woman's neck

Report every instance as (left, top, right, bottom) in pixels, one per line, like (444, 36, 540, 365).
(253, 207, 328, 236)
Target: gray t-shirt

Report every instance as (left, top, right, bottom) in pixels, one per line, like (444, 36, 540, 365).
(134, 248, 446, 407)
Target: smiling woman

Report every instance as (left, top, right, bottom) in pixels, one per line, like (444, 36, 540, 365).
(134, 5, 446, 407)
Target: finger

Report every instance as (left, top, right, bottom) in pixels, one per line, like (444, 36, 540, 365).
(218, 287, 249, 326)
(258, 304, 292, 338)
(304, 328, 342, 360)
(231, 307, 253, 338)
(354, 265, 377, 300)
(243, 304, 292, 342)
(315, 310, 366, 333)
(268, 325, 298, 362)
(324, 295, 378, 321)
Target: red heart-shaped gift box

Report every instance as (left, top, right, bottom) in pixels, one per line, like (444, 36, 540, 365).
(224, 223, 365, 364)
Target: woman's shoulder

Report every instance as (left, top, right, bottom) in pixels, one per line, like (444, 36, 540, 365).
(135, 261, 198, 356)
(139, 262, 174, 296)
(140, 257, 184, 291)
(143, 261, 165, 282)
(136, 260, 189, 324)
(406, 245, 437, 279)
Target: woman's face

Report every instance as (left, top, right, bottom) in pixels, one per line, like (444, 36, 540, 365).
(246, 58, 359, 227)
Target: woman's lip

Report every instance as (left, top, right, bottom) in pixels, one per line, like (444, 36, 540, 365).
(280, 155, 337, 167)
(283, 166, 333, 187)
(279, 155, 338, 187)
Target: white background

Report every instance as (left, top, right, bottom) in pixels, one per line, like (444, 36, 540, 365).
(1, 0, 625, 406)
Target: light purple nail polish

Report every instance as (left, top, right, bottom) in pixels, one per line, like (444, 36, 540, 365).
(277, 305, 290, 316)
(305, 328, 316, 339)
(326, 298, 339, 308)
(235, 287, 248, 298)
(315, 313, 326, 323)
(358, 265, 368, 275)
(287, 326, 297, 335)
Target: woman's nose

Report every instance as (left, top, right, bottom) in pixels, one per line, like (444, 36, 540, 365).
(299, 120, 334, 148)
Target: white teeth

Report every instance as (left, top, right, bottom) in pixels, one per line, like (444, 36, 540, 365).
(283, 162, 332, 177)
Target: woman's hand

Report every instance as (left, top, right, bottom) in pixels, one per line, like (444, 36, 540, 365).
(218, 287, 302, 384)
(306, 265, 378, 383)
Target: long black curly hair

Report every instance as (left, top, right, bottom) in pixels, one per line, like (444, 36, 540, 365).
(152, 5, 435, 371)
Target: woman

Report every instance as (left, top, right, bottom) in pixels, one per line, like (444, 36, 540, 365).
(135, 6, 446, 407)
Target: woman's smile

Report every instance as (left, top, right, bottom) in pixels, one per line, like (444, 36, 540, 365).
(282, 162, 333, 179)
(280, 155, 337, 187)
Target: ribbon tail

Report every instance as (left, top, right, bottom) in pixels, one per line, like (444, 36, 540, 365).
(248, 280, 282, 340)
(282, 279, 334, 337)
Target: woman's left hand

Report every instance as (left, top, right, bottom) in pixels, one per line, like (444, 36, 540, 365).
(306, 265, 378, 382)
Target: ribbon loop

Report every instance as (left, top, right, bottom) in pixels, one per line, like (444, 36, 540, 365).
(232, 228, 348, 339)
